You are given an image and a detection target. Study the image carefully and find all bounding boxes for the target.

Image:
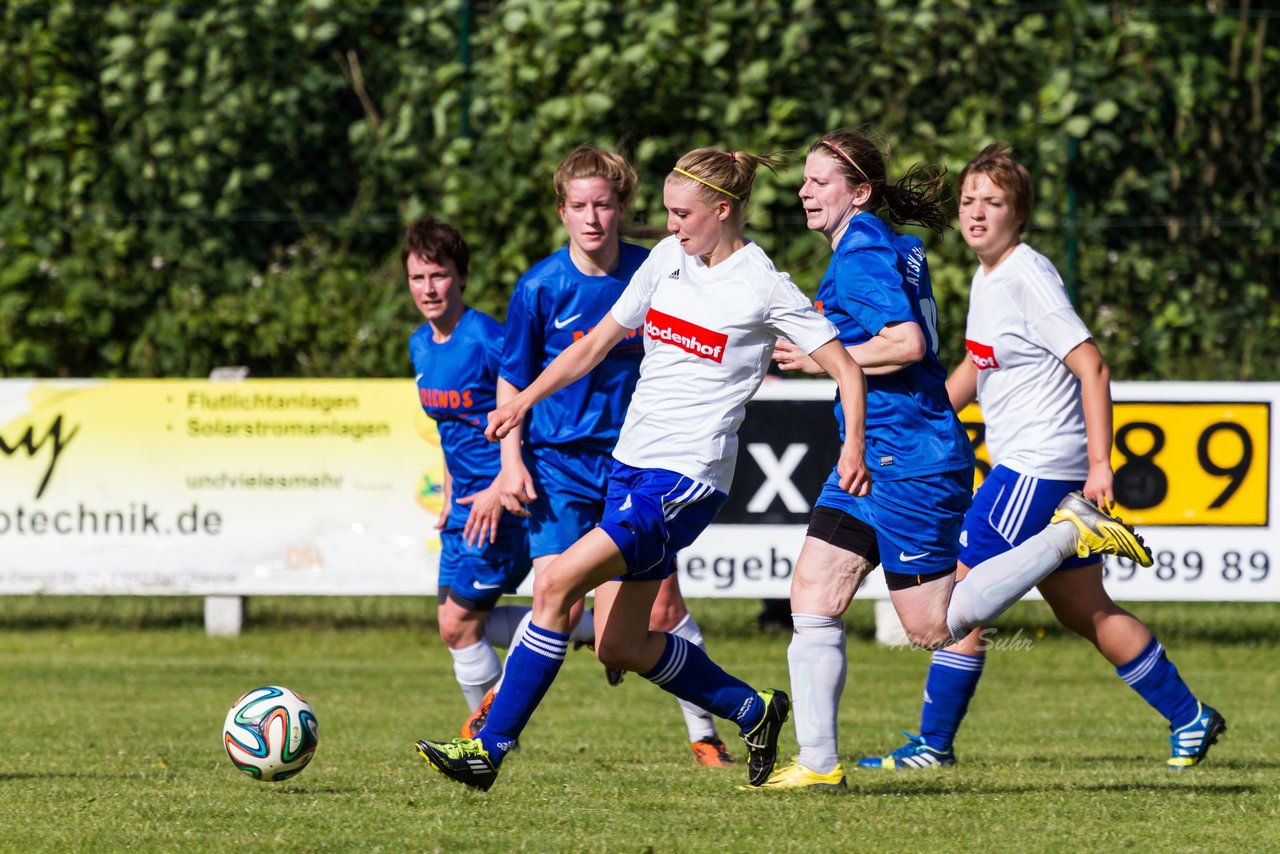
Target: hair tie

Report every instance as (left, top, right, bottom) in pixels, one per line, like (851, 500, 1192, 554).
(820, 141, 870, 184)
(728, 151, 737, 164)
(672, 167, 742, 200)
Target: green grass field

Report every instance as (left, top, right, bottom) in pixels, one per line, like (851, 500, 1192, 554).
(0, 596, 1275, 853)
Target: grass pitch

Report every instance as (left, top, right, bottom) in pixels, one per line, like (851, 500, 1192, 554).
(0, 597, 1275, 853)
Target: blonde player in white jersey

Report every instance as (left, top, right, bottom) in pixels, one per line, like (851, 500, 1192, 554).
(858, 143, 1224, 772)
(415, 147, 872, 792)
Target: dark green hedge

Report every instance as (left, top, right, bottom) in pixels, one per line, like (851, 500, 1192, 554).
(2, 1, 1276, 379)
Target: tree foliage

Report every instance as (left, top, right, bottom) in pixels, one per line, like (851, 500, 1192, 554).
(2, 0, 1275, 379)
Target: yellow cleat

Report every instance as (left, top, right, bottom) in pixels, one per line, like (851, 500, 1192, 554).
(1051, 491, 1154, 567)
(740, 758, 846, 790)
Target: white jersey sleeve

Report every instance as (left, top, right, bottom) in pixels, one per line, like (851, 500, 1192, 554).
(763, 274, 840, 354)
(610, 250, 661, 330)
(1011, 250, 1092, 360)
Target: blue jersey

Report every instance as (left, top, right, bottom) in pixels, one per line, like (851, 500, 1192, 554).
(500, 243, 648, 453)
(410, 307, 507, 510)
(815, 213, 973, 480)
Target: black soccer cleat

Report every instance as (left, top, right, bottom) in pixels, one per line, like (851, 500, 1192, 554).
(738, 689, 790, 787)
(415, 738, 499, 792)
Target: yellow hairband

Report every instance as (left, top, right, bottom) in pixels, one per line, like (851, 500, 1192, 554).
(672, 167, 742, 201)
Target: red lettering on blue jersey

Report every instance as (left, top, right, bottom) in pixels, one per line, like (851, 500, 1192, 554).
(574, 325, 643, 344)
(419, 387, 475, 410)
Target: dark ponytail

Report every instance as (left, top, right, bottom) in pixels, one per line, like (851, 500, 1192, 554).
(810, 129, 948, 233)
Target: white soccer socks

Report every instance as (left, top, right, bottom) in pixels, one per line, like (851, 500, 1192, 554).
(788, 613, 847, 775)
(945, 521, 1079, 640)
(449, 639, 502, 710)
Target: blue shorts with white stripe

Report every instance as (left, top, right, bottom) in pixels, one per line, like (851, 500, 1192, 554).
(959, 464, 1095, 571)
(597, 461, 727, 582)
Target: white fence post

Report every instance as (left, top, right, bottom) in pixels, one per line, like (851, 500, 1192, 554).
(204, 595, 245, 637)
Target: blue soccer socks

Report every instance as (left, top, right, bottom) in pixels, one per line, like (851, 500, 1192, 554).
(642, 633, 763, 730)
(918, 649, 986, 752)
(478, 622, 568, 763)
(1116, 636, 1201, 730)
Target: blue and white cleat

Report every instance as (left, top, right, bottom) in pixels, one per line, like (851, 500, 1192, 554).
(856, 732, 956, 769)
(1167, 703, 1227, 769)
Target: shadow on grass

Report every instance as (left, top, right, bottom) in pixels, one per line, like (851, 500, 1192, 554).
(843, 780, 1264, 797)
(1002, 754, 1274, 770)
(0, 598, 1276, 646)
(0, 771, 360, 796)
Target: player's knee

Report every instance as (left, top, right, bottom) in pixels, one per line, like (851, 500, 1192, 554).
(532, 569, 575, 616)
(438, 609, 484, 648)
(900, 618, 953, 650)
(648, 601, 685, 632)
(594, 639, 642, 672)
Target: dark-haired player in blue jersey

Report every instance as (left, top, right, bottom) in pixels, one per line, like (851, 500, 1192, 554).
(465, 145, 734, 767)
(764, 129, 1153, 789)
(405, 219, 535, 721)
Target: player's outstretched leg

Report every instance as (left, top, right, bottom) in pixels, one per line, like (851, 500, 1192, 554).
(1051, 492, 1153, 566)
(947, 493, 1154, 641)
(668, 612, 734, 766)
(856, 647, 982, 770)
(1168, 703, 1227, 769)
(420, 622, 570, 791)
(639, 632, 786, 786)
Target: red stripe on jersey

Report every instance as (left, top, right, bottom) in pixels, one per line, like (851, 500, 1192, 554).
(644, 309, 728, 363)
(965, 338, 1000, 370)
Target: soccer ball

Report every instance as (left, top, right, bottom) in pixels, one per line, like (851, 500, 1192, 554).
(222, 686, 319, 782)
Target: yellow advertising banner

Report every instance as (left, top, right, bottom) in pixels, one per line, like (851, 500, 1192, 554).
(0, 379, 444, 594)
(957, 400, 1270, 526)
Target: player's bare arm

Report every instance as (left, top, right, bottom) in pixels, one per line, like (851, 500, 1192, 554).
(774, 321, 924, 378)
(844, 320, 926, 376)
(946, 357, 979, 412)
(486, 315, 631, 442)
(1063, 338, 1115, 507)
(809, 338, 871, 497)
(492, 377, 535, 515)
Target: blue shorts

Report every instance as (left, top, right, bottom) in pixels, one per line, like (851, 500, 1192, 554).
(597, 462, 727, 583)
(439, 505, 531, 610)
(525, 445, 613, 559)
(815, 467, 971, 577)
(959, 465, 1094, 571)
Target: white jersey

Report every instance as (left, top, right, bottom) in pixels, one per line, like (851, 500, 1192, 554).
(964, 243, 1093, 480)
(610, 236, 839, 492)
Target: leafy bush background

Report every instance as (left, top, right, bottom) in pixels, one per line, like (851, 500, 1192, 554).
(2, 0, 1276, 380)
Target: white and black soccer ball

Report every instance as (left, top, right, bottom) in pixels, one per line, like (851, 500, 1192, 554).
(222, 686, 319, 782)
